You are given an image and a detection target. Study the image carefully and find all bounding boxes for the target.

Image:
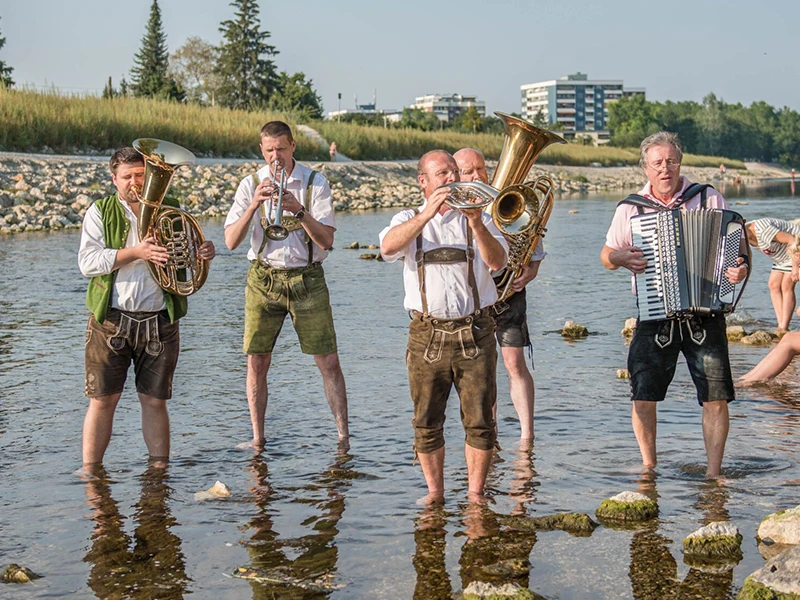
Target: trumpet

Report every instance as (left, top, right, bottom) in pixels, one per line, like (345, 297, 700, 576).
(264, 160, 289, 241)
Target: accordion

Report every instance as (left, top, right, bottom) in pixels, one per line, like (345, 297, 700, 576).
(630, 208, 749, 322)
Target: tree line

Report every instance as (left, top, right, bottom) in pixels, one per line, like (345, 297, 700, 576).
(608, 94, 800, 165)
(101, 0, 323, 120)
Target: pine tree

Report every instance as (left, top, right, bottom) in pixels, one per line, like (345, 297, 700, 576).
(130, 0, 179, 99)
(119, 76, 129, 97)
(102, 76, 116, 99)
(214, 0, 278, 110)
(0, 17, 15, 88)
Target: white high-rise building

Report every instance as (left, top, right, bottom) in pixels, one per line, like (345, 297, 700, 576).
(520, 73, 645, 136)
(409, 94, 486, 122)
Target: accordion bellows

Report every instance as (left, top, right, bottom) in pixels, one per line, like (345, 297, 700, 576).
(631, 209, 749, 322)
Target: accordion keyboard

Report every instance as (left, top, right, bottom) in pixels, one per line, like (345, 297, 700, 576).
(631, 213, 668, 321)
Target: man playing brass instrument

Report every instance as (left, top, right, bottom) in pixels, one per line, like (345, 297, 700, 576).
(79, 147, 216, 466)
(380, 150, 508, 502)
(454, 148, 544, 445)
(224, 121, 349, 447)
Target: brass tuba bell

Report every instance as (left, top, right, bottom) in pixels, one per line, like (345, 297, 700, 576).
(132, 138, 209, 296)
(489, 112, 565, 302)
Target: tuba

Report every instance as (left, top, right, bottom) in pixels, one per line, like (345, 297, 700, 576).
(489, 112, 565, 302)
(132, 138, 209, 296)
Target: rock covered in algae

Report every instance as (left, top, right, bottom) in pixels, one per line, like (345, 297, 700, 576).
(596, 491, 658, 522)
(621, 317, 637, 339)
(502, 512, 598, 536)
(359, 253, 378, 260)
(560, 320, 589, 339)
(462, 581, 536, 600)
(758, 505, 800, 546)
(1, 564, 42, 584)
(727, 325, 747, 341)
(194, 480, 231, 502)
(741, 330, 776, 346)
(344, 241, 360, 249)
(682, 521, 743, 564)
(616, 368, 630, 379)
(738, 546, 800, 599)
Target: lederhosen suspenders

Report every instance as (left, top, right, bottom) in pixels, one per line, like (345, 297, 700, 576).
(414, 218, 480, 317)
(256, 170, 318, 266)
(617, 183, 713, 214)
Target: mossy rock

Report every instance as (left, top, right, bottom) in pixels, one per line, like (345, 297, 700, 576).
(596, 492, 658, 522)
(683, 522, 743, 563)
(560, 320, 589, 338)
(616, 369, 630, 379)
(1, 564, 42, 584)
(344, 241, 360, 249)
(727, 325, 747, 341)
(359, 253, 378, 260)
(742, 330, 776, 346)
(738, 577, 800, 599)
(621, 317, 637, 339)
(501, 512, 597, 537)
(461, 581, 539, 600)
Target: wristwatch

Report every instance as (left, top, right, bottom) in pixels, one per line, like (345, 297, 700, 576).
(294, 208, 306, 220)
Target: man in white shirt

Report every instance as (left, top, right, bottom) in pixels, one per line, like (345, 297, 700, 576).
(380, 150, 508, 503)
(78, 147, 216, 467)
(454, 148, 544, 445)
(224, 121, 349, 448)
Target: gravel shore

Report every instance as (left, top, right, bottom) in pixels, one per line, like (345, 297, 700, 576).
(0, 153, 787, 234)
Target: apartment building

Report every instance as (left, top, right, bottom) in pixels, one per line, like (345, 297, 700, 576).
(410, 93, 486, 122)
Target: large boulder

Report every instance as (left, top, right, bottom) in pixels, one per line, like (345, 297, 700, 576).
(738, 546, 800, 599)
(758, 506, 800, 546)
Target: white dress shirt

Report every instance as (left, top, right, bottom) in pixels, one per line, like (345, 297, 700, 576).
(379, 204, 509, 319)
(224, 161, 336, 267)
(78, 196, 166, 312)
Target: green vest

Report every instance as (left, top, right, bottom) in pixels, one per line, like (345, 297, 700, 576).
(85, 194, 188, 323)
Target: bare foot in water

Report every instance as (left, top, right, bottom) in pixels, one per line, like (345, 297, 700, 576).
(236, 439, 266, 450)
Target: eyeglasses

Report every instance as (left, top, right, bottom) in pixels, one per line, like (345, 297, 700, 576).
(646, 159, 681, 172)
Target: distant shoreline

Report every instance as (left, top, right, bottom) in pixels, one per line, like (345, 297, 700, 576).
(0, 153, 792, 235)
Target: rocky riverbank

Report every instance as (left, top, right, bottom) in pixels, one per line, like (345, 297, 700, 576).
(0, 153, 787, 234)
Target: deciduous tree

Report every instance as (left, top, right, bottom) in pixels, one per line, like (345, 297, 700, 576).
(0, 17, 14, 88)
(169, 37, 221, 105)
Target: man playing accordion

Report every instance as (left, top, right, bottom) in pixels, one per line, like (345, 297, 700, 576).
(600, 132, 748, 477)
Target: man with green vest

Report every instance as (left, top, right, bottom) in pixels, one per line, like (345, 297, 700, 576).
(78, 147, 216, 467)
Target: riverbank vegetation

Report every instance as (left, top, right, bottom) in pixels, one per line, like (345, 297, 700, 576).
(609, 94, 800, 165)
(0, 87, 746, 169)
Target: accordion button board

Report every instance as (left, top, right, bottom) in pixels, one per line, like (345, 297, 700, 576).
(630, 208, 748, 322)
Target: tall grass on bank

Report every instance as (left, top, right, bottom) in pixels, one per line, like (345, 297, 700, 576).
(0, 88, 745, 169)
(313, 121, 745, 169)
(0, 87, 329, 159)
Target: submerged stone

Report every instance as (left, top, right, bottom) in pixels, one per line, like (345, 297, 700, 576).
(621, 317, 637, 339)
(560, 320, 589, 338)
(739, 546, 800, 599)
(194, 480, 231, 502)
(1, 564, 42, 584)
(683, 522, 743, 565)
(727, 325, 747, 341)
(502, 512, 597, 537)
(462, 581, 536, 599)
(596, 491, 658, 522)
(359, 253, 378, 260)
(759, 506, 800, 546)
(741, 330, 776, 346)
(344, 241, 360, 249)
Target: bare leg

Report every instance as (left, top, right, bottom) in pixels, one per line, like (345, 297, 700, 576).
(768, 271, 785, 331)
(779, 274, 797, 331)
(82, 393, 122, 466)
(740, 332, 800, 382)
(702, 400, 729, 477)
(139, 393, 170, 459)
(500, 346, 535, 440)
(314, 352, 349, 439)
(418, 446, 445, 501)
(465, 444, 493, 501)
(247, 354, 271, 446)
(632, 400, 657, 469)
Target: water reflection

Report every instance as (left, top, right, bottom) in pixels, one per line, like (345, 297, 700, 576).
(83, 463, 189, 599)
(626, 474, 736, 599)
(240, 450, 352, 598)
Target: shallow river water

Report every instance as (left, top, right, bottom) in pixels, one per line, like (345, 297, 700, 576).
(1, 180, 798, 599)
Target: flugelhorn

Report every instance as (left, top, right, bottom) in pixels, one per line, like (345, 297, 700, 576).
(132, 138, 209, 296)
(264, 160, 290, 241)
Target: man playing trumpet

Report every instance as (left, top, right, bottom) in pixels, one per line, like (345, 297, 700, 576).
(224, 121, 349, 448)
(380, 150, 508, 503)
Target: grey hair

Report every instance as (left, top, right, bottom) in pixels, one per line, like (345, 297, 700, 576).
(639, 132, 683, 167)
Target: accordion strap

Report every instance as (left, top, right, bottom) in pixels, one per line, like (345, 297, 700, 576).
(619, 184, 714, 214)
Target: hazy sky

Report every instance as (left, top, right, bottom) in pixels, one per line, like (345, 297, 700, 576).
(1, 0, 798, 115)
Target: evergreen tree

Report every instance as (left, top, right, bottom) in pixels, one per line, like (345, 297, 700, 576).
(0, 17, 14, 88)
(102, 76, 116, 99)
(268, 71, 323, 120)
(214, 0, 278, 110)
(119, 76, 129, 97)
(130, 0, 180, 99)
